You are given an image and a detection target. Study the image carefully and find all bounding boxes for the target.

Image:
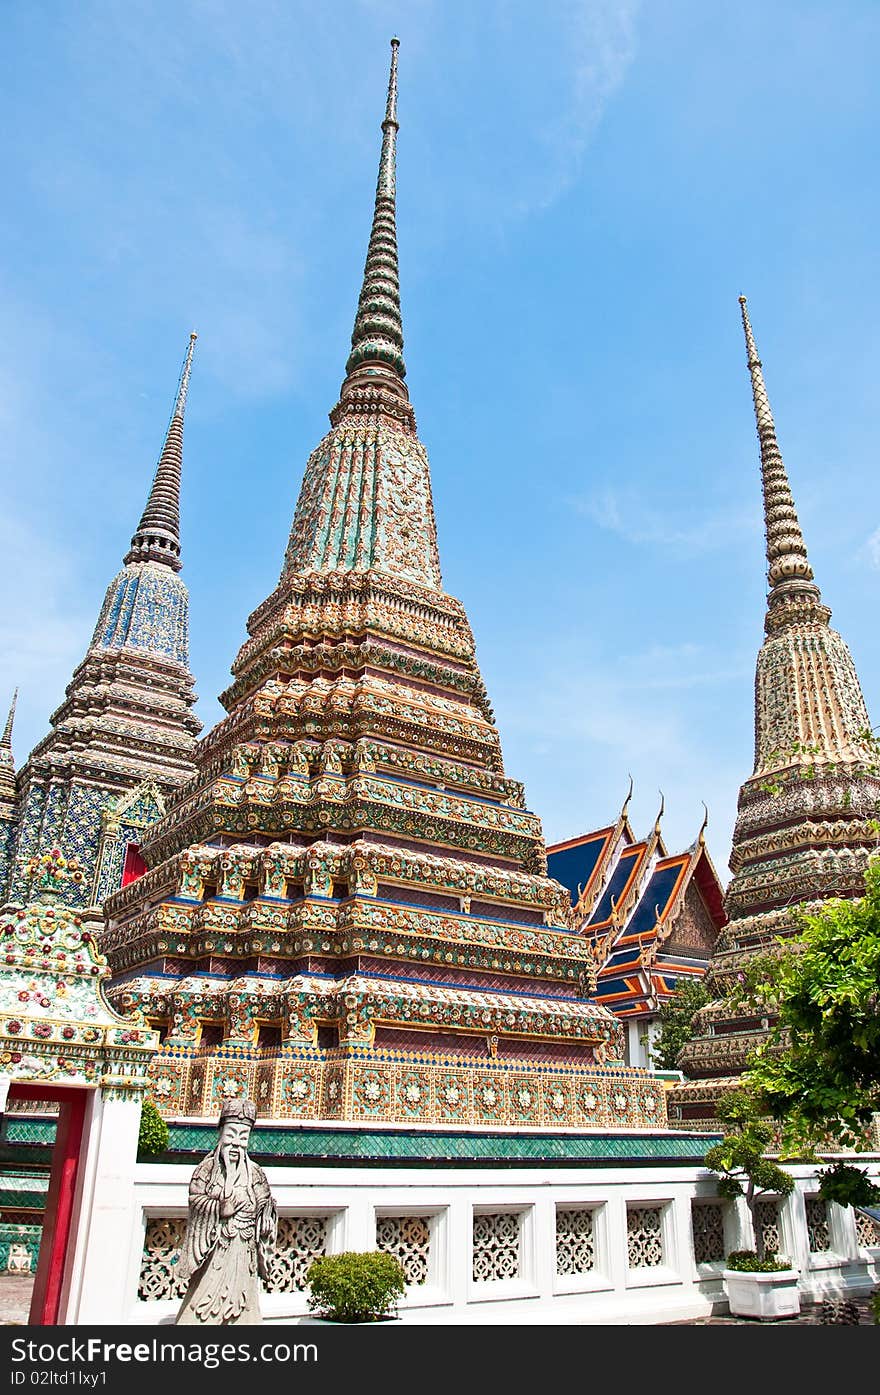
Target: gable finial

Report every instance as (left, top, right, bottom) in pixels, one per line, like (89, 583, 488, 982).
(620, 773, 634, 820)
(738, 296, 823, 629)
(698, 801, 709, 847)
(125, 333, 197, 573)
(653, 789, 665, 837)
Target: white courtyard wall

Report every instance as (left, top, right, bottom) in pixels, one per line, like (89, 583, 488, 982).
(75, 1157, 880, 1326)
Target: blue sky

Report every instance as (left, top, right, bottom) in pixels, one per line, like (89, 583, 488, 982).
(2, 1, 879, 882)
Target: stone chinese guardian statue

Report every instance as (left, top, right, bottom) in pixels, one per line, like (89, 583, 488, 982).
(176, 1098, 277, 1324)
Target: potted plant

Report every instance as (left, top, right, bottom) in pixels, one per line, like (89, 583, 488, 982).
(704, 1090, 799, 1320)
(305, 1251, 406, 1323)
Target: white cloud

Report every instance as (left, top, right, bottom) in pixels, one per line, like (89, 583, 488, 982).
(863, 526, 880, 570)
(484, 635, 745, 881)
(537, 0, 642, 208)
(0, 514, 92, 765)
(578, 483, 761, 554)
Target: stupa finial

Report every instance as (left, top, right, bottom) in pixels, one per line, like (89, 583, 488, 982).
(738, 297, 823, 627)
(340, 39, 408, 397)
(0, 688, 17, 787)
(125, 333, 197, 573)
(1, 688, 17, 751)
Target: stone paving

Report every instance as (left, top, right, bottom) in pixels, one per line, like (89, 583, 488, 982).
(0, 1272, 875, 1326)
(665, 1295, 876, 1325)
(0, 1274, 32, 1324)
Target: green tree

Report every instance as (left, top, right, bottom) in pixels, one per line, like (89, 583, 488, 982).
(703, 1090, 795, 1264)
(649, 977, 710, 1072)
(138, 1096, 169, 1155)
(740, 858, 880, 1154)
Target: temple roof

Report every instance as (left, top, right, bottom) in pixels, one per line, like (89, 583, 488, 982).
(547, 803, 726, 1019)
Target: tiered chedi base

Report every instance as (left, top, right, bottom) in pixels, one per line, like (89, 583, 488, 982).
(104, 566, 665, 1128)
(668, 752, 880, 1130)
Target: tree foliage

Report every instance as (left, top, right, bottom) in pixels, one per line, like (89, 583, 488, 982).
(138, 1096, 169, 1156)
(740, 858, 880, 1153)
(703, 1089, 794, 1264)
(649, 976, 711, 1072)
(816, 1161, 880, 1209)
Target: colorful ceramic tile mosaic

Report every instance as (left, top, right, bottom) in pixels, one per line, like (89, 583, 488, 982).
(0, 852, 157, 1095)
(101, 43, 665, 1130)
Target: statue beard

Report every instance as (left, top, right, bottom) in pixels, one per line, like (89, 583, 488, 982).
(217, 1144, 251, 1200)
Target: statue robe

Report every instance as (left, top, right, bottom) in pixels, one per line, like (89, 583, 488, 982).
(176, 1148, 277, 1325)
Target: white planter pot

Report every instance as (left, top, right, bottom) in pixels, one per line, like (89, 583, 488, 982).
(722, 1268, 800, 1321)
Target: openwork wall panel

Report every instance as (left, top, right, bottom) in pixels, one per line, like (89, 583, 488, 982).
(691, 1202, 725, 1265)
(855, 1209, 880, 1248)
(555, 1207, 595, 1276)
(754, 1198, 781, 1256)
(626, 1205, 664, 1268)
(138, 1214, 331, 1300)
(805, 1197, 831, 1253)
(265, 1216, 330, 1293)
(138, 1218, 187, 1301)
(376, 1215, 431, 1285)
(472, 1212, 521, 1282)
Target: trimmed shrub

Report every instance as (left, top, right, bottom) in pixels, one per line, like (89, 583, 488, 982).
(306, 1251, 406, 1322)
(725, 1249, 790, 1273)
(138, 1097, 169, 1156)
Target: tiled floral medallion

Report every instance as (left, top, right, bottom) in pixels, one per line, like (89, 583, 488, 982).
(395, 1070, 430, 1121)
(436, 1071, 470, 1123)
(278, 1063, 321, 1118)
(350, 1067, 393, 1119)
(148, 1059, 188, 1115)
(543, 1079, 572, 1125)
(576, 1081, 606, 1122)
(511, 1081, 538, 1124)
(474, 1074, 506, 1125)
(206, 1059, 254, 1109)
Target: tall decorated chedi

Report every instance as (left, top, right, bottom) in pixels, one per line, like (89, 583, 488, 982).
(103, 42, 665, 1131)
(3, 336, 201, 915)
(0, 691, 19, 893)
(669, 297, 880, 1128)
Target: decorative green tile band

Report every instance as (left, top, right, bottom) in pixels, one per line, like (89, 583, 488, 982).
(162, 1123, 719, 1167)
(0, 1114, 719, 1169)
